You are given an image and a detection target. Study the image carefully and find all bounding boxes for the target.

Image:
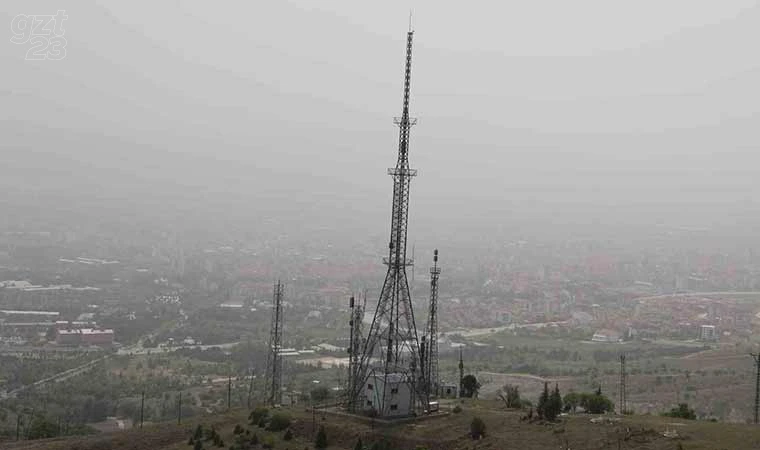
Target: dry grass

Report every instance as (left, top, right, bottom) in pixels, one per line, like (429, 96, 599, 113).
(4, 399, 760, 450)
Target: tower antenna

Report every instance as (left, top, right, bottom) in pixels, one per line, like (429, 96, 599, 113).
(265, 281, 284, 406)
(350, 27, 422, 417)
(423, 249, 441, 406)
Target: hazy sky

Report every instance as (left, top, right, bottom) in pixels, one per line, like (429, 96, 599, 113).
(2, 1, 760, 239)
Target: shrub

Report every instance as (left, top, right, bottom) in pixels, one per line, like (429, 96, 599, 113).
(249, 407, 269, 425)
(662, 403, 696, 420)
(452, 405, 462, 414)
(266, 412, 292, 432)
(470, 416, 486, 439)
(283, 429, 293, 441)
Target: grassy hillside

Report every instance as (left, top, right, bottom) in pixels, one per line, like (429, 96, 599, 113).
(2, 399, 759, 450)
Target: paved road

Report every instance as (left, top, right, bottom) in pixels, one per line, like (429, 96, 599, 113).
(1, 355, 108, 400)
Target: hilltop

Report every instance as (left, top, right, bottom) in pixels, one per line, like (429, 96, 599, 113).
(2, 399, 759, 450)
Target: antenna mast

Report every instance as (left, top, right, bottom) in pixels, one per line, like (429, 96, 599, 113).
(265, 281, 284, 406)
(424, 249, 441, 403)
(351, 28, 422, 416)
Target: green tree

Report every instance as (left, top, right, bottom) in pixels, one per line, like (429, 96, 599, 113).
(563, 392, 580, 412)
(461, 374, 480, 398)
(584, 392, 614, 414)
(266, 412, 291, 431)
(547, 383, 562, 421)
(315, 424, 328, 449)
(537, 382, 550, 419)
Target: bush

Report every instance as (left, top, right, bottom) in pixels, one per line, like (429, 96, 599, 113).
(452, 405, 462, 414)
(663, 403, 696, 420)
(262, 434, 275, 449)
(266, 413, 291, 432)
(283, 429, 293, 441)
(311, 386, 331, 403)
(500, 384, 521, 408)
(249, 407, 269, 425)
(470, 416, 486, 439)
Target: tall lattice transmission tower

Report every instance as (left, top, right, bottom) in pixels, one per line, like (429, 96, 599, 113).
(424, 249, 441, 400)
(265, 281, 284, 406)
(350, 28, 423, 416)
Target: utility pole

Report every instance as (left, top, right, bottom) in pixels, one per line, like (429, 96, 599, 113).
(752, 353, 760, 424)
(177, 392, 182, 425)
(247, 367, 255, 409)
(15, 414, 21, 441)
(139, 391, 145, 429)
(228, 371, 232, 411)
(619, 354, 627, 415)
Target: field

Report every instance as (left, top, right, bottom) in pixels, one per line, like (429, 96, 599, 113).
(3, 399, 760, 450)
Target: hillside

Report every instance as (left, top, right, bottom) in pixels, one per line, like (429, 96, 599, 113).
(2, 399, 759, 450)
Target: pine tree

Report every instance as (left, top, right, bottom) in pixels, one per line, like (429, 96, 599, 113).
(315, 425, 328, 449)
(537, 382, 550, 419)
(547, 383, 562, 421)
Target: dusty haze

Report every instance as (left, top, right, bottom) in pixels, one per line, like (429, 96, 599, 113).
(2, 1, 759, 246)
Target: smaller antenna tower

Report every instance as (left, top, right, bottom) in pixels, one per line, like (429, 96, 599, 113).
(265, 280, 284, 406)
(424, 249, 441, 401)
(619, 354, 627, 415)
(752, 353, 760, 424)
(347, 295, 364, 410)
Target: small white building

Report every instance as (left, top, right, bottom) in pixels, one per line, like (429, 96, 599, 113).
(438, 383, 458, 398)
(592, 329, 622, 343)
(363, 372, 413, 417)
(700, 324, 717, 341)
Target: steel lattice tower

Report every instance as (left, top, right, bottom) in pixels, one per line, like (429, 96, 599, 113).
(424, 249, 441, 401)
(351, 29, 422, 416)
(265, 281, 284, 406)
(346, 295, 365, 410)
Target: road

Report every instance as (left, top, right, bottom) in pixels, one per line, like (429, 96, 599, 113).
(1, 355, 108, 399)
